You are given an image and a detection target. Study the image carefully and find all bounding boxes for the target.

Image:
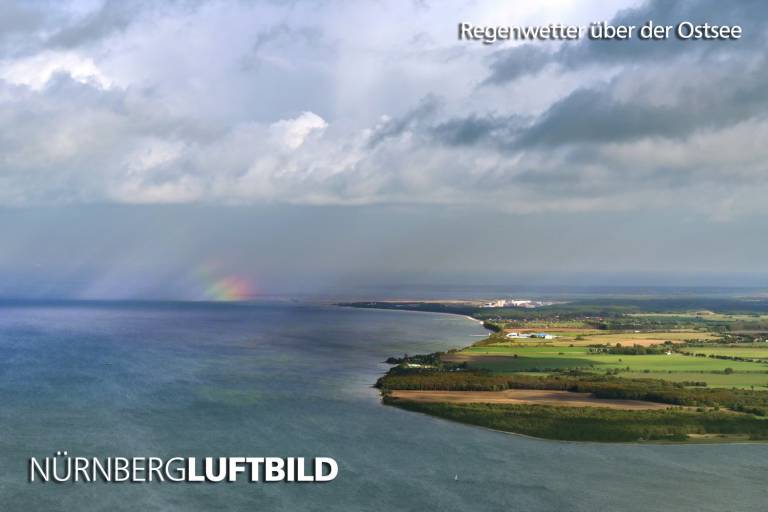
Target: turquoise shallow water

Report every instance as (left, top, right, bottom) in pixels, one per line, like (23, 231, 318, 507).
(0, 302, 765, 511)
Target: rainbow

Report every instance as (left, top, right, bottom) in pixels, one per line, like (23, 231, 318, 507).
(196, 264, 255, 301)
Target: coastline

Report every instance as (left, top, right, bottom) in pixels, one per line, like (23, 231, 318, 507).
(463, 315, 485, 325)
(347, 302, 768, 444)
(335, 301, 490, 330)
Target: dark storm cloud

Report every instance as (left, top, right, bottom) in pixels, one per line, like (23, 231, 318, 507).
(515, 65, 768, 149)
(432, 52, 768, 152)
(46, 0, 144, 48)
(484, 45, 552, 85)
(484, 0, 768, 86)
(0, 1, 176, 59)
(430, 114, 526, 146)
(442, 0, 768, 152)
(366, 94, 442, 148)
(399, 0, 768, 219)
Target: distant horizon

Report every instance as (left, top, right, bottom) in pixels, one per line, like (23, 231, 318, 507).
(2, 275, 768, 303)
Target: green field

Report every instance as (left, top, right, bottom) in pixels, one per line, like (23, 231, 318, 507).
(682, 346, 768, 359)
(631, 312, 768, 322)
(454, 345, 768, 375)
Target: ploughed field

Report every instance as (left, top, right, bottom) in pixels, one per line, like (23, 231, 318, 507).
(389, 389, 680, 410)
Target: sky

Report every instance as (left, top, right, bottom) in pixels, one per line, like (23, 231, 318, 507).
(0, 0, 766, 300)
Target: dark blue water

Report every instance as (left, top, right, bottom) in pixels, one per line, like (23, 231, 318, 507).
(0, 302, 764, 511)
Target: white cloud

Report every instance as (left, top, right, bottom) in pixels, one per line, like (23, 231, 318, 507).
(269, 111, 327, 150)
(0, 50, 113, 89)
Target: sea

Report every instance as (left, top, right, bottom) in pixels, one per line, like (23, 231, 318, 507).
(0, 301, 764, 511)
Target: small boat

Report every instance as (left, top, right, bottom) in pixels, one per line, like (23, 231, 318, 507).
(454, 474, 458, 481)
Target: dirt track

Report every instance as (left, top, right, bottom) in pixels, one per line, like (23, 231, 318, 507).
(389, 389, 675, 410)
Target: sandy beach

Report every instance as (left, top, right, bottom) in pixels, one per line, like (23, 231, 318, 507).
(389, 389, 679, 411)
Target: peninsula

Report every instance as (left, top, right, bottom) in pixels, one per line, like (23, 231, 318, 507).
(343, 297, 768, 442)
